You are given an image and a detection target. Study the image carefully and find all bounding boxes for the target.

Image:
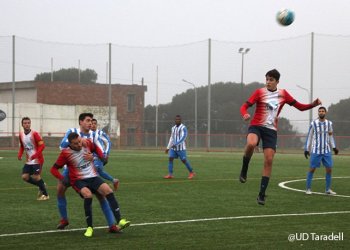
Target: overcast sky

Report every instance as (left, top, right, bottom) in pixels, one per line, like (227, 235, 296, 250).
(1, 0, 350, 45)
(1, 0, 350, 132)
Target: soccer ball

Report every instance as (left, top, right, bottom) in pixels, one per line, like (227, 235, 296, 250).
(276, 9, 295, 26)
(0, 110, 6, 122)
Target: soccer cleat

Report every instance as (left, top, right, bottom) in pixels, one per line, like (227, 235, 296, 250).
(325, 189, 336, 195)
(84, 227, 93, 237)
(188, 172, 196, 179)
(239, 173, 247, 183)
(37, 182, 47, 198)
(57, 219, 69, 230)
(163, 174, 174, 179)
(257, 194, 266, 205)
(37, 195, 49, 201)
(118, 219, 130, 230)
(113, 179, 120, 191)
(305, 189, 312, 195)
(108, 225, 121, 233)
(37, 188, 42, 199)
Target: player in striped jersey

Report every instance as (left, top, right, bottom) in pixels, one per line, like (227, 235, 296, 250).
(54, 113, 118, 233)
(239, 69, 322, 205)
(164, 115, 196, 179)
(304, 106, 339, 195)
(18, 117, 49, 200)
(91, 119, 119, 191)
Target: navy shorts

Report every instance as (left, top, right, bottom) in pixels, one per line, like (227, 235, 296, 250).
(248, 126, 277, 150)
(22, 164, 42, 175)
(72, 176, 105, 194)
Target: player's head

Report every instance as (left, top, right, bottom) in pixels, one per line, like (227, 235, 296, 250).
(68, 132, 83, 151)
(78, 113, 93, 132)
(318, 106, 327, 119)
(91, 118, 98, 131)
(265, 69, 280, 91)
(21, 117, 31, 132)
(175, 115, 182, 126)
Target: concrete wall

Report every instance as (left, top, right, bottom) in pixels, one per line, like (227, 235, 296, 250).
(0, 103, 119, 137)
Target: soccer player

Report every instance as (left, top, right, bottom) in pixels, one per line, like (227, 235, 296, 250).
(164, 115, 196, 179)
(91, 119, 119, 190)
(18, 117, 49, 200)
(55, 113, 118, 233)
(238, 69, 322, 205)
(51, 132, 130, 237)
(304, 106, 339, 195)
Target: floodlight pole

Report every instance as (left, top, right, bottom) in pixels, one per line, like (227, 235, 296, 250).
(182, 79, 198, 148)
(238, 48, 250, 100)
(296, 84, 312, 125)
(108, 43, 112, 134)
(11, 35, 15, 148)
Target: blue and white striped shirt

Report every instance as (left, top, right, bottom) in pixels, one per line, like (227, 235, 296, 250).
(167, 124, 188, 151)
(94, 129, 111, 156)
(304, 119, 336, 154)
(59, 128, 105, 154)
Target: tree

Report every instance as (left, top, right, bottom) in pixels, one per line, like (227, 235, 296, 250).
(144, 81, 299, 136)
(34, 68, 98, 83)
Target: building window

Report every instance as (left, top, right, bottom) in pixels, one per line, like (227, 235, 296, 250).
(127, 94, 135, 112)
(127, 127, 136, 146)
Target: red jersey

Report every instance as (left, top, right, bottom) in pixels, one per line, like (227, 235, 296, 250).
(51, 140, 105, 183)
(240, 87, 314, 131)
(18, 130, 45, 165)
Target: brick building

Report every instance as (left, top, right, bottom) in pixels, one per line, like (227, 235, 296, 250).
(0, 81, 147, 147)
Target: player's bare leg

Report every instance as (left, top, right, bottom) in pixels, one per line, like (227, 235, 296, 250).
(239, 133, 258, 183)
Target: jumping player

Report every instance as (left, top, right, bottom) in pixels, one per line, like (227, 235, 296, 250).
(238, 69, 322, 205)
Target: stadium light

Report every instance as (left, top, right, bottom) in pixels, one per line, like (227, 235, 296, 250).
(296, 84, 312, 126)
(238, 48, 250, 84)
(182, 79, 198, 148)
(238, 48, 250, 106)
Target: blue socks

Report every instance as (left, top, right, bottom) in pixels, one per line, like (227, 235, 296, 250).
(325, 172, 332, 191)
(100, 198, 115, 227)
(184, 161, 193, 172)
(306, 171, 314, 189)
(306, 171, 332, 191)
(168, 161, 174, 175)
(57, 196, 68, 220)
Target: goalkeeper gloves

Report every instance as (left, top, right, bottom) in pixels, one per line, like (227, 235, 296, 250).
(333, 148, 339, 155)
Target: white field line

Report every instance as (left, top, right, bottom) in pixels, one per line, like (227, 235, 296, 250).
(1, 210, 350, 238)
(278, 176, 350, 198)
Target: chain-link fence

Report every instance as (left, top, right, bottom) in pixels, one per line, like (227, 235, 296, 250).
(0, 34, 349, 151)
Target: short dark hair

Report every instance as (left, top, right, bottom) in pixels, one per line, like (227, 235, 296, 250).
(68, 132, 79, 143)
(318, 106, 327, 112)
(265, 69, 280, 81)
(92, 118, 97, 123)
(78, 113, 93, 123)
(21, 117, 31, 125)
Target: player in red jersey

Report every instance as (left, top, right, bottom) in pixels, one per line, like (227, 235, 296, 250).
(238, 69, 322, 205)
(51, 132, 130, 237)
(18, 117, 49, 200)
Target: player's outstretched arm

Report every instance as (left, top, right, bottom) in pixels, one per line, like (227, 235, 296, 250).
(293, 98, 322, 111)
